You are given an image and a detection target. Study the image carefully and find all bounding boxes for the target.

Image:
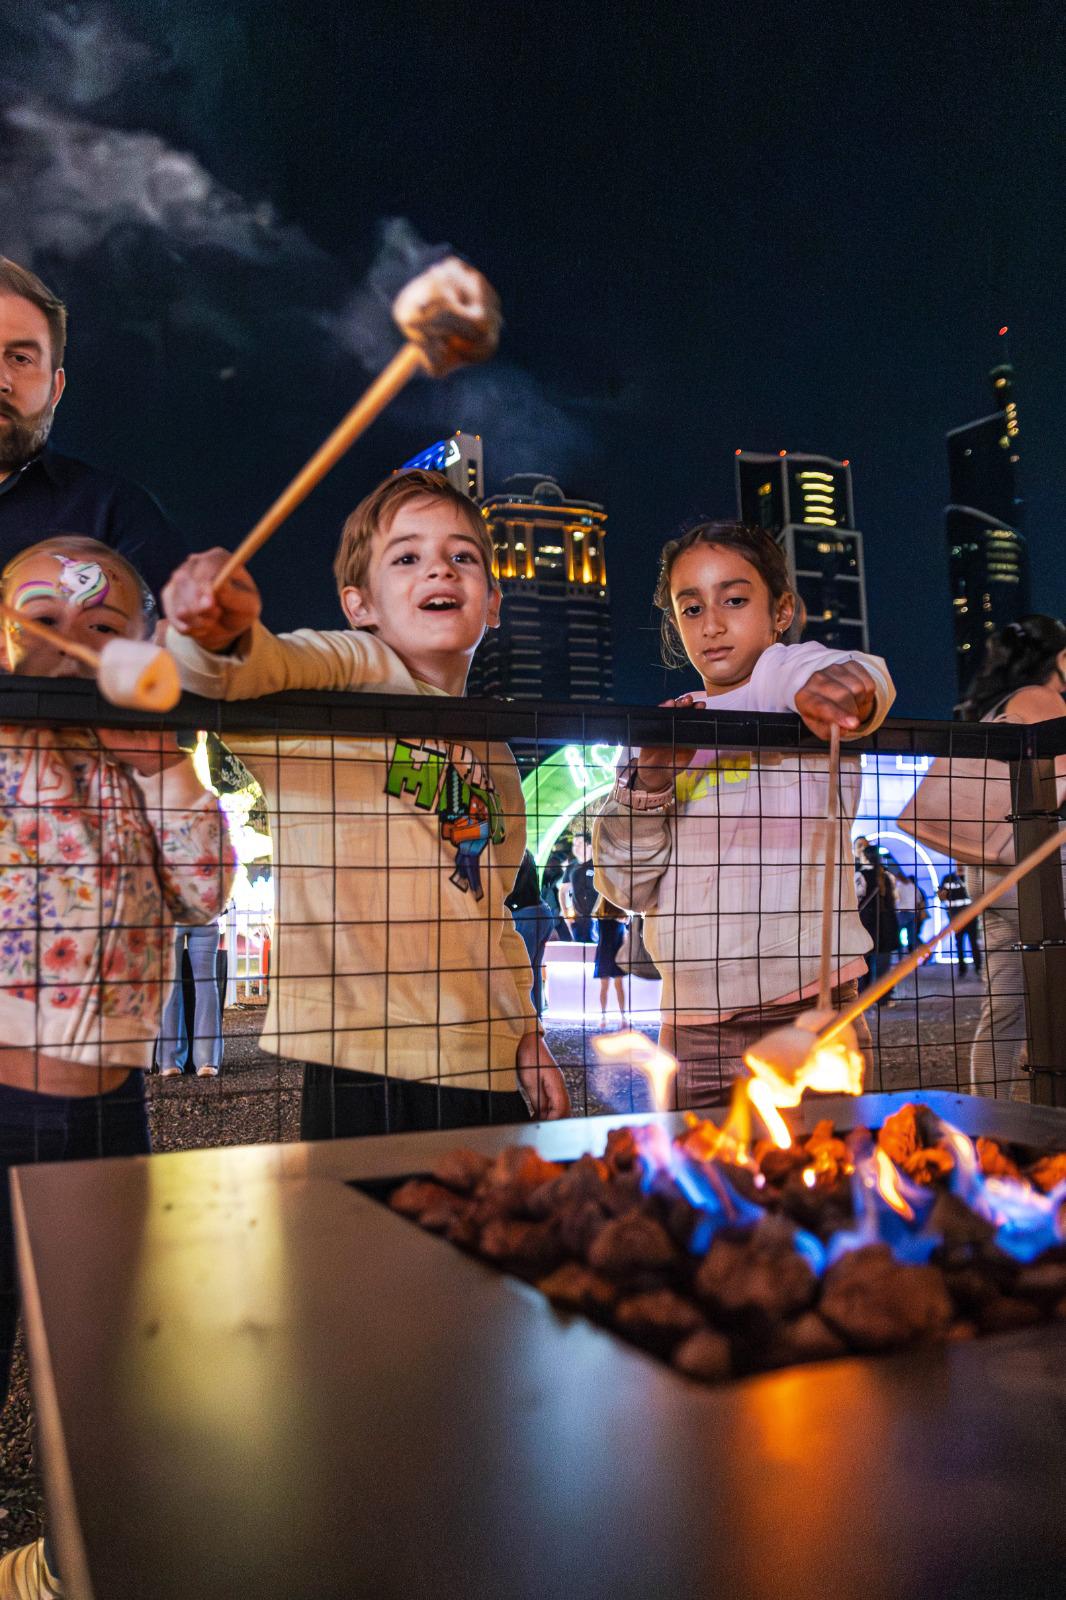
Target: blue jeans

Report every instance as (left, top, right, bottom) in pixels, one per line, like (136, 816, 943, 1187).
(157, 922, 223, 1073)
(511, 901, 555, 1016)
(0, 1073, 149, 1407)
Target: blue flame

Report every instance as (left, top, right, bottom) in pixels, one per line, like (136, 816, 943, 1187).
(635, 1123, 783, 1257)
(939, 1122, 1066, 1262)
(826, 1144, 942, 1267)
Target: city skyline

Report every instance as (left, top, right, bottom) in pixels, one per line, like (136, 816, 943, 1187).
(945, 350, 1030, 694)
(4, 0, 1065, 718)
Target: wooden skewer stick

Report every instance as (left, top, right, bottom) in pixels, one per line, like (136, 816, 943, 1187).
(820, 822, 1066, 1045)
(0, 601, 182, 711)
(211, 342, 428, 593)
(0, 601, 101, 669)
(211, 255, 503, 596)
(817, 724, 842, 1011)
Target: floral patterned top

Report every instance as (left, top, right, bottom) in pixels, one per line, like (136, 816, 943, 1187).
(0, 727, 235, 1069)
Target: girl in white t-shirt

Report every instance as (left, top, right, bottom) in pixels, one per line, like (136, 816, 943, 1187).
(593, 521, 895, 1105)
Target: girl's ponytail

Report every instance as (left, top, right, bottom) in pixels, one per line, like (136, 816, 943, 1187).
(957, 614, 1066, 720)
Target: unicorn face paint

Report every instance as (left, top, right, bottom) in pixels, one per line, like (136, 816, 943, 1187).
(13, 558, 110, 612)
(56, 558, 110, 607)
(2, 547, 144, 677)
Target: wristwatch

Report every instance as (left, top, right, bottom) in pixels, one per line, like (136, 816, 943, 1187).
(610, 760, 675, 813)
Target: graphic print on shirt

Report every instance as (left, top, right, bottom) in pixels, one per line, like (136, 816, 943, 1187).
(674, 753, 751, 806)
(384, 739, 505, 902)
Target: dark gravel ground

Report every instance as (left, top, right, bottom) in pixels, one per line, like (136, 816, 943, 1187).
(0, 966, 996, 1553)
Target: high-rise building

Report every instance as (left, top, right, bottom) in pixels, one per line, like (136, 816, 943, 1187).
(399, 430, 483, 500)
(467, 475, 614, 702)
(945, 353, 1029, 693)
(734, 452, 870, 651)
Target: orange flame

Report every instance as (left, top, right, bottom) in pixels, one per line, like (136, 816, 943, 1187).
(747, 1080, 793, 1149)
(592, 1030, 679, 1112)
(741, 1022, 866, 1150)
(873, 1147, 914, 1220)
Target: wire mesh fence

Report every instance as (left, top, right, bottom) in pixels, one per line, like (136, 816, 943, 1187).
(2, 676, 1065, 1157)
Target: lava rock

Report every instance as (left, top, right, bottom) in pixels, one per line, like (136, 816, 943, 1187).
(673, 1328, 733, 1383)
(928, 1192, 996, 1249)
(417, 1191, 474, 1234)
(976, 1295, 1042, 1334)
(820, 1245, 953, 1351)
(614, 1289, 705, 1354)
(765, 1312, 848, 1368)
(527, 1153, 610, 1218)
(1013, 1262, 1066, 1303)
(559, 1199, 610, 1259)
(479, 1217, 563, 1275)
(587, 1212, 676, 1276)
(759, 1147, 807, 1187)
(482, 1147, 564, 1214)
(538, 1262, 618, 1315)
(389, 1179, 458, 1220)
(430, 1147, 493, 1192)
(942, 1264, 1002, 1314)
(695, 1217, 817, 1322)
(604, 1126, 639, 1172)
(600, 1168, 646, 1217)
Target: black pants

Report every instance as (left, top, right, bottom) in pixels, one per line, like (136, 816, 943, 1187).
(0, 1072, 150, 1408)
(300, 1064, 532, 1140)
(956, 922, 982, 971)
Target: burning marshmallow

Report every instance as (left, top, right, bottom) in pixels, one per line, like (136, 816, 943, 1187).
(393, 256, 502, 377)
(743, 1008, 866, 1142)
(96, 638, 181, 711)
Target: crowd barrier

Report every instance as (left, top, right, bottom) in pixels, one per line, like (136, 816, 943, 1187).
(5, 677, 1066, 1136)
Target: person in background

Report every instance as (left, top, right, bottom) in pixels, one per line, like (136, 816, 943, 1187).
(893, 873, 927, 958)
(155, 919, 225, 1078)
(853, 834, 876, 870)
(593, 898, 628, 1025)
(561, 830, 597, 942)
(542, 833, 574, 941)
(0, 258, 186, 600)
(938, 868, 982, 977)
(505, 851, 555, 1018)
(856, 854, 901, 1001)
(956, 615, 1066, 1093)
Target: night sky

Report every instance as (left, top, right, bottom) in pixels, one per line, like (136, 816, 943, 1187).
(3, 0, 1065, 715)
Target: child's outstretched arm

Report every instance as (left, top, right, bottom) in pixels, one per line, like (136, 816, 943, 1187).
(592, 775, 675, 914)
(161, 548, 406, 699)
(162, 549, 261, 656)
(751, 641, 896, 741)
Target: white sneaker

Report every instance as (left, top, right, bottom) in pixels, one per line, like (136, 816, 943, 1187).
(196, 1065, 220, 1078)
(158, 1065, 182, 1078)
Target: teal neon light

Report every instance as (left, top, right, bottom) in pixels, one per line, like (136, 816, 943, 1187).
(521, 744, 622, 868)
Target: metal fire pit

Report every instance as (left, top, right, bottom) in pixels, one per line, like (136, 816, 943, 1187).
(14, 1091, 1066, 1600)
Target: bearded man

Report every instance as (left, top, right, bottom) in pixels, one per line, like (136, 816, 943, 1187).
(0, 257, 186, 599)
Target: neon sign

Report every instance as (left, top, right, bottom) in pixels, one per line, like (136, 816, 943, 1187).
(522, 743, 622, 868)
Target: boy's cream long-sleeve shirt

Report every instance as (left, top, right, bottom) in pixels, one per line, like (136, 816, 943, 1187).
(168, 623, 535, 1088)
(593, 641, 896, 1025)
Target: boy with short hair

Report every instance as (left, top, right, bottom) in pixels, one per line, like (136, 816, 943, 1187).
(162, 469, 569, 1136)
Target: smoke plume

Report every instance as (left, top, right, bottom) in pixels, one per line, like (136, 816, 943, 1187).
(0, 0, 599, 479)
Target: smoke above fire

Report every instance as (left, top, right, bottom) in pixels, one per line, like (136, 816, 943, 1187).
(0, 0, 595, 479)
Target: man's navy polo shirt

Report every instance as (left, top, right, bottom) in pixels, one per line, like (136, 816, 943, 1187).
(0, 449, 188, 600)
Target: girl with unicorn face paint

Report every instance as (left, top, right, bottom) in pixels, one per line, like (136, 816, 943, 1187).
(1, 535, 155, 679)
(0, 534, 234, 1598)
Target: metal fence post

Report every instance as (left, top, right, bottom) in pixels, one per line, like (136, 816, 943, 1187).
(1011, 749, 1066, 1105)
